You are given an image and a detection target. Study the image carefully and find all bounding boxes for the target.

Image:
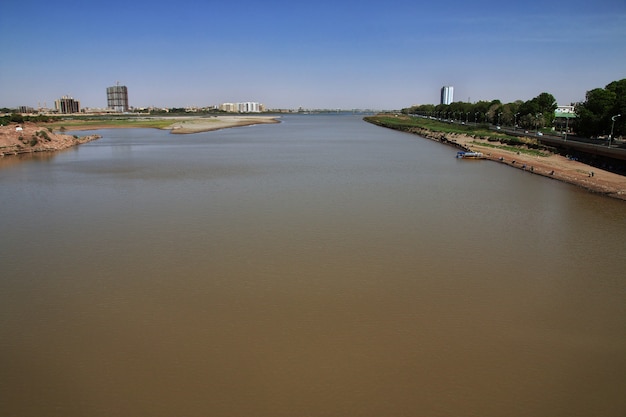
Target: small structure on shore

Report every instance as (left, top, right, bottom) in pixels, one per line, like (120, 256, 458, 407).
(456, 151, 484, 159)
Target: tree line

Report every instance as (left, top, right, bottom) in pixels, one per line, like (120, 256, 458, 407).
(0, 113, 54, 125)
(402, 92, 558, 130)
(402, 78, 625, 138)
(574, 79, 625, 138)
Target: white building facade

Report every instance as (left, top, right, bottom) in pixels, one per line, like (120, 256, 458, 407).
(219, 102, 262, 113)
(555, 105, 575, 116)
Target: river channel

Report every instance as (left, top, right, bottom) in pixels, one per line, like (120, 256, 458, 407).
(1, 114, 625, 417)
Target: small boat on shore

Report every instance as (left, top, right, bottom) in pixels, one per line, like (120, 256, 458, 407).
(456, 151, 484, 159)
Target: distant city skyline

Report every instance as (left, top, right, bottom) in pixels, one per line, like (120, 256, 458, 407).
(1, 0, 624, 110)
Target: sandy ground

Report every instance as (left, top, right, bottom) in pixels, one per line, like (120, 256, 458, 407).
(417, 130, 626, 201)
(166, 115, 280, 133)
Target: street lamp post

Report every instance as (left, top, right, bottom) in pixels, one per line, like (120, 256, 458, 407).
(609, 114, 621, 148)
(514, 113, 520, 131)
(536, 112, 542, 133)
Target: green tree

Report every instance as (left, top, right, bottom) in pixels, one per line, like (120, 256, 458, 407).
(575, 85, 619, 138)
(605, 79, 626, 138)
(500, 101, 522, 126)
(534, 92, 557, 125)
(517, 93, 556, 129)
(9, 113, 24, 124)
(518, 100, 538, 118)
(485, 100, 502, 124)
(471, 101, 490, 123)
(447, 101, 471, 121)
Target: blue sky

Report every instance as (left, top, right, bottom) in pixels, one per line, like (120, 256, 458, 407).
(1, 0, 624, 110)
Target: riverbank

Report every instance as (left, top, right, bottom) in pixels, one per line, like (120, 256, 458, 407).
(1, 115, 280, 158)
(0, 122, 100, 157)
(365, 115, 626, 201)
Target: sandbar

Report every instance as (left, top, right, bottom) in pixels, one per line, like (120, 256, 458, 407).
(52, 115, 281, 134)
(166, 115, 280, 134)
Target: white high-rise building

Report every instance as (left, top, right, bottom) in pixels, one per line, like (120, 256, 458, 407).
(440, 86, 454, 105)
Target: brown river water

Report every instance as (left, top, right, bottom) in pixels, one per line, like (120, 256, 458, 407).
(1, 115, 625, 417)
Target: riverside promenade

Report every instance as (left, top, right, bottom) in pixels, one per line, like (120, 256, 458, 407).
(366, 115, 626, 201)
(493, 126, 626, 163)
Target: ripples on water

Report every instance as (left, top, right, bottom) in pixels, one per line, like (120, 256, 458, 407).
(1, 115, 625, 417)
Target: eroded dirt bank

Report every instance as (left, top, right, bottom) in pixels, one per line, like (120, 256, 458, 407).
(0, 123, 100, 156)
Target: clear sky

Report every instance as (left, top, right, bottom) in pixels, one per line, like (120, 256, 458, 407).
(1, 0, 624, 110)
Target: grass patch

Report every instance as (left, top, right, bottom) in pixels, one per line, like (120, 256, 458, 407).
(365, 114, 476, 131)
(45, 117, 175, 130)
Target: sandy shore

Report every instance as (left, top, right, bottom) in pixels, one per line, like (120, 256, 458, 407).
(166, 115, 280, 134)
(408, 128, 626, 201)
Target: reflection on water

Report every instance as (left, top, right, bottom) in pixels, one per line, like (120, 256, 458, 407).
(1, 115, 625, 417)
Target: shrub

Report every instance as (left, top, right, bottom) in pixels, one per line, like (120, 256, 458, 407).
(10, 113, 24, 124)
(37, 130, 51, 141)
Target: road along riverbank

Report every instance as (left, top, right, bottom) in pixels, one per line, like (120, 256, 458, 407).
(365, 115, 626, 201)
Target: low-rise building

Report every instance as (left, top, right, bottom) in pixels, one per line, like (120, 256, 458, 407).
(18, 106, 35, 114)
(219, 102, 263, 113)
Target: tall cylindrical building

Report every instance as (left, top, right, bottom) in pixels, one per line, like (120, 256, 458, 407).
(440, 86, 454, 105)
(107, 84, 129, 112)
